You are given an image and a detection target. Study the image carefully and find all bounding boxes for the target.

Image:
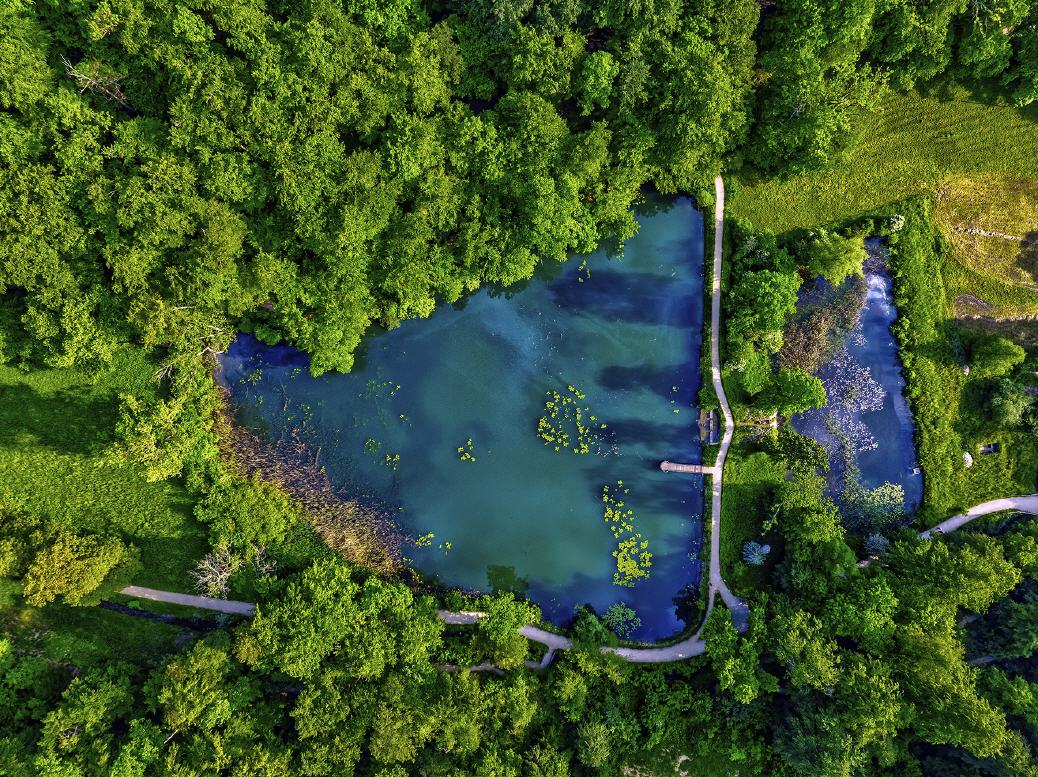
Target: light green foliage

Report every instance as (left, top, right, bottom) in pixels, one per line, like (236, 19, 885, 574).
(577, 719, 610, 768)
(770, 608, 840, 691)
(971, 336, 1028, 378)
(702, 605, 777, 704)
(239, 558, 443, 679)
(806, 229, 867, 286)
(22, 532, 140, 607)
(843, 481, 905, 534)
(473, 592, 540, 670)
(194, 474, 300, 550)
(759, 369, 827, 416)
(578, 51, 618, 115)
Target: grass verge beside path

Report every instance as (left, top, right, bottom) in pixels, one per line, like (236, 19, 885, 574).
(731, 82, 1038, 234)
(0, 348, 207, 591)
(718, 435, 786, 598)
(0, 581, 192, 670)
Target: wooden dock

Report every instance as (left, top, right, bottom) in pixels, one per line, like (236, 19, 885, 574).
(660, 461, 713, 475)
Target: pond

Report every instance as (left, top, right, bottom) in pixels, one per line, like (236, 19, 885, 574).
(219, 197, 707, 641)
(794, 240, 923, 524)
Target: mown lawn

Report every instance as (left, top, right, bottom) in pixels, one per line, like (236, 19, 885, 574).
(730, 82, 1038, 234)
(0, 347, 207, 591)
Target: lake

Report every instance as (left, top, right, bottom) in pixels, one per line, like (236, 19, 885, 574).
(220, 197, 707, 641)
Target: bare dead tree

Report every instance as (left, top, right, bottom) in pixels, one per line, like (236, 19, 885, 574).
(61, 56, 128, 106)
(190, 543, 242, 599)
(252, 544, 277, 576)
(154, 363, 175, 383)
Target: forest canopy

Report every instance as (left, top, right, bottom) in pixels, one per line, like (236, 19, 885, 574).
(0, 0, 758, 376)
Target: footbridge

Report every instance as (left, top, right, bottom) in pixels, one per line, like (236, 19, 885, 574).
(659, 461, 716, 476)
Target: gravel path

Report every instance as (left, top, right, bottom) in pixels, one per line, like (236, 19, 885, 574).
(919, 495, 1038, 539)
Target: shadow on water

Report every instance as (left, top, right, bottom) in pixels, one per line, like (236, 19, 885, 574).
(603, 418, 695, 454)
(486, 564, 530, 596)
(548, 268, 696, 327)
(598, 363, 698, 403)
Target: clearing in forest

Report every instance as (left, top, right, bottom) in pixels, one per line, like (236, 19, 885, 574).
(936, 173, 1038, 322)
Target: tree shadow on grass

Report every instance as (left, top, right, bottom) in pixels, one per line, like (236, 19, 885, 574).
(0, 383, 118, 456)
(1016, 231, 1038, 284)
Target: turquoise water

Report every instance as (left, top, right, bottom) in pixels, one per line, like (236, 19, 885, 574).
(220, 198, 706, 640)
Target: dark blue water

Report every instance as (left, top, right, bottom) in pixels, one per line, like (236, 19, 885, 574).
(220, 197, 707, 640)
(795, 249, 923, 514)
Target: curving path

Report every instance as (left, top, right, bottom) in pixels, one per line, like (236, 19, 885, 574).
(918, 495, 1038, 539)
(704, 176, 749, 632)
(119, 177, 745, 666)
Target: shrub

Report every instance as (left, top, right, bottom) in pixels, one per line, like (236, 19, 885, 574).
(22, 532, 141, 607)
(742, 541, 771, 566)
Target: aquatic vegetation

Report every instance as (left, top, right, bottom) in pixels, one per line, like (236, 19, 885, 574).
(457, 438, 477, 462)
(415, 532, 434, 548)
(603, 603, 642, 640)
(439, 540, 452, 554)
(602, 482, 652, 587)
(820, 346, 887, 453)
(363, 437, 381, 454)
(361, 378, 401, 401)
(242, 367, 264, 385)
(537, 385, 607, 455)
(577, 259, 592, 283)
(384, 453, 400, 471)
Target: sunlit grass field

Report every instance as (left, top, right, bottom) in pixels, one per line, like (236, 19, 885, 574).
(935, 173, 1038, 319)
(0, 348, 206, 591)
(731, 82, 1038, 235)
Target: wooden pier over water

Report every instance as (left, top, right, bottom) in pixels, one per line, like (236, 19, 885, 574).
(659, 460, 714, 475)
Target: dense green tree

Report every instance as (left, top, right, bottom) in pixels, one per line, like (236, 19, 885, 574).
(805, 229, 868, 286)
(238, 558, 443, 679)
(759, 369, 827, 416)
(22, 532, 140, 607)
(990, 377, 1035, 427)
(971, 336, 1028, 378)
(702, 604, 778, 704)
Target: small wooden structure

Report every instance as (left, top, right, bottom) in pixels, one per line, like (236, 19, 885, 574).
(698, 409, 720, 445)
(660, 461, 711, 475)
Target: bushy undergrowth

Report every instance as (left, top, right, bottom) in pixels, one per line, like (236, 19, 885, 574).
(886, 198, 1037, 519)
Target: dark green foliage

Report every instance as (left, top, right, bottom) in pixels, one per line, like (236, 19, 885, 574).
(971, 336, 1028, 379)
